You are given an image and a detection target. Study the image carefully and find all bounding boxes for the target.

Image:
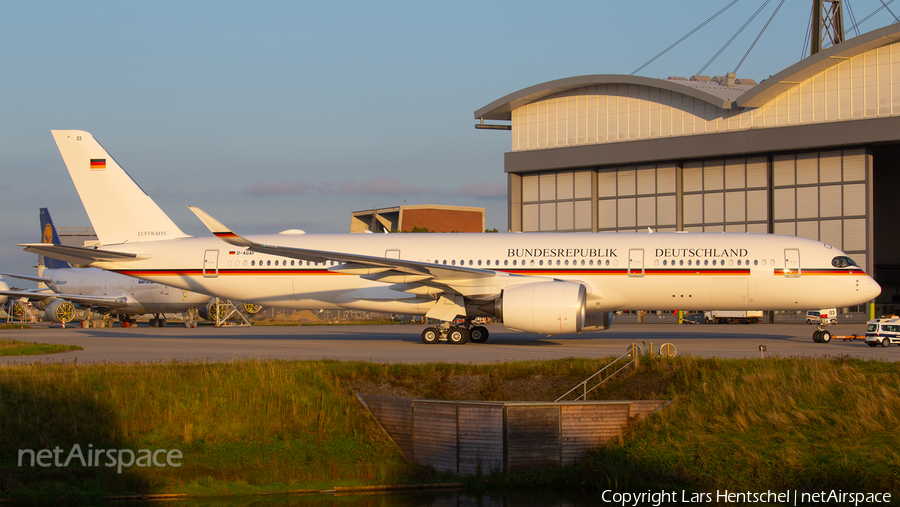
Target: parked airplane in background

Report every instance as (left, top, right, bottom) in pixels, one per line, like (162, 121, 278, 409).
(24, 130, 882, 343)
(0, 278, 9, 309)
(0, 208, 213, 327)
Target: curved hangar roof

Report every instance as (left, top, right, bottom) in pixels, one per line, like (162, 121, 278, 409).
(475, 23, 900, 121)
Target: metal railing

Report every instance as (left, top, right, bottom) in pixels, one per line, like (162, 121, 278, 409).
(554, 344, 639, 402)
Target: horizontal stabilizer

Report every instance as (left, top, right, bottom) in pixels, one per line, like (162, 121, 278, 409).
(19, 243, 142, 266)
(0, 272, 50, 283)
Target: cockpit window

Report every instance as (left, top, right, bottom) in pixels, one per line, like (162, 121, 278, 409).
(832, 256, 858, 268)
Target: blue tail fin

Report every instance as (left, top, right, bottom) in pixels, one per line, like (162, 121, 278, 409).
(39, 208, 72, 269)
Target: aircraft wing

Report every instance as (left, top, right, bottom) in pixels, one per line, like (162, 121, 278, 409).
(18, 243, 143, 266)
(188, 206, 540, 300)
(0, 289, 129, 308)
(189, 206, 497, 278)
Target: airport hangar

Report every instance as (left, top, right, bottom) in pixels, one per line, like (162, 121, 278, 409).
(475, 23, 900, 318)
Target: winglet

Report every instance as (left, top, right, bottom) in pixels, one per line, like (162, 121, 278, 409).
(188, 206, 257, 248)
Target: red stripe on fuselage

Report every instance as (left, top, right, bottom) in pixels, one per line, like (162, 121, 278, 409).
(112, 267, 860, 279)
(772, 269, 866, 276)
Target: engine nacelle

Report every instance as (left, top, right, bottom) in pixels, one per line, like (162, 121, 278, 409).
(497, 281, 586, 335)
(0, 279, 7, 306)
(584, 310, 613, 331)
(44, 299, 76, 324)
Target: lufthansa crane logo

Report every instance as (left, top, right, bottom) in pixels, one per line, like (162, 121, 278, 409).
(42, 224, 53, 244)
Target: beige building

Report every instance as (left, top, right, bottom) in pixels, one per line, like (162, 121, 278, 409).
(476, 24, 900, 314)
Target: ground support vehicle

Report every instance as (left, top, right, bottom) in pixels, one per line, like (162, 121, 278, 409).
(865, 317, 900, 347)
(806, 308, 838, 325)
(703, 310, 763, 324)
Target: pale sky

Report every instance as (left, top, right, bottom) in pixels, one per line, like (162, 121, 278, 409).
(1, 1, 896, 278)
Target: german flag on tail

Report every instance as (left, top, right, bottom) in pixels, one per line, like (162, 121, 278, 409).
(90, 158, 106, 169)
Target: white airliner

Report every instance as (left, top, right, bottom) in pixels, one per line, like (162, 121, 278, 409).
(0, 208, 213, 327)
(22, 130, 881, 343)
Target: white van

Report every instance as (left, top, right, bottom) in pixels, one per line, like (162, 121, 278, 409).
(806, 308, 838, 325)
(865, 317, 900, 347)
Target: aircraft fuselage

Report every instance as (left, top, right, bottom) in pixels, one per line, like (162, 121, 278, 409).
(43, 267, 211, 315)
(83, 231, 879, 316)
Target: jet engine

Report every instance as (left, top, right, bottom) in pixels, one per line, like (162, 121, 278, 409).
(44, 299, 76, 324)
(489, 281, 586, 335)
(0, 278, 7, 306)
(198, 300, 227, 321)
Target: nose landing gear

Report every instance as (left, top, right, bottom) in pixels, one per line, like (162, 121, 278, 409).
(812, 323, 833, 343)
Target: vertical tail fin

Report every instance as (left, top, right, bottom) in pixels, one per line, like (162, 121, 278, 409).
(51, 130, 190, 245)
(39, 208, 72, 270)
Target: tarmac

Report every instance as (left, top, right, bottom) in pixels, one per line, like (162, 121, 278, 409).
(0, 322, 895, 365)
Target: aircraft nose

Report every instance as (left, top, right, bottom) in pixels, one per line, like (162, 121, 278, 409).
(864, 275, 882, 300)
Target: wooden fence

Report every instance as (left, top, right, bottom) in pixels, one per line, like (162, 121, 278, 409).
(356, 394, 669, 474)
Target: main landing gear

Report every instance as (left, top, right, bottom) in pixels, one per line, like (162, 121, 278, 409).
(148, 313, 167, 327)
(421, 320, 490, 345)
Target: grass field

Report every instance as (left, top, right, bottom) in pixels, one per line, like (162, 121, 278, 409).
(0, 338, 81, 356)
(0, 356, 897, 500)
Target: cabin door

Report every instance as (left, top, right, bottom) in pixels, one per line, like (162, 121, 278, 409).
(628, 249, 644, 277)
(203, 250, 219, 278)
(783, 249, 800, 278)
